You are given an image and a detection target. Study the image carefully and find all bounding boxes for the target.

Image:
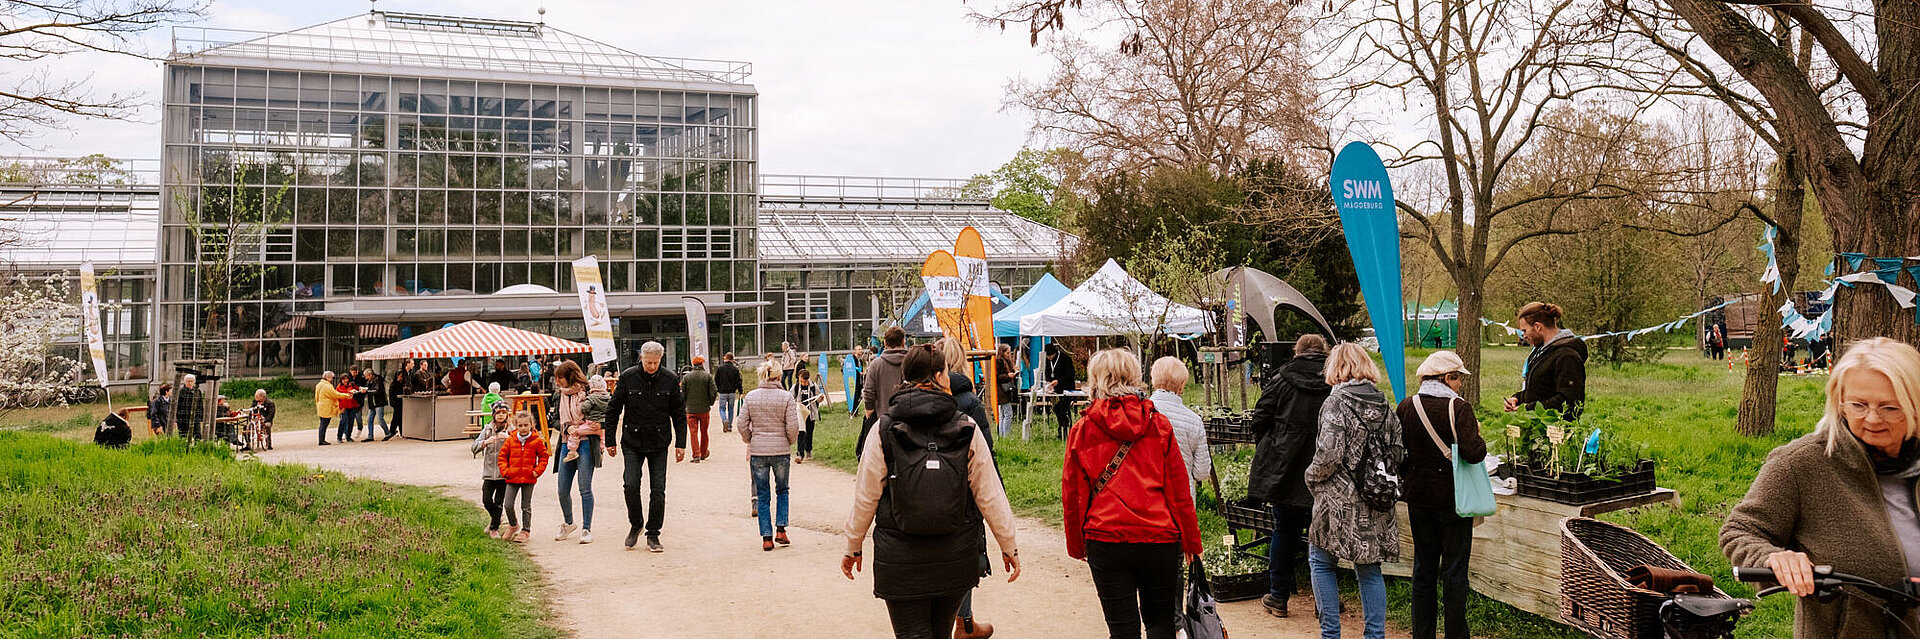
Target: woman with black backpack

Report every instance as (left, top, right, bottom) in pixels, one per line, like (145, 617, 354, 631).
(1304, 341, 1404, 639)
(842, 344, 1022, 639)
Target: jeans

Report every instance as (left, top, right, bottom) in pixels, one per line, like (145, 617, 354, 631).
(1085, 540, 1182, 639)
(622, 447, 669, 537)
(884, 593, 966, 639)
(750, 455, 791, 538)
(1409, 505, 1474, 639)
(1308, 544, 1386, 639)
(503, 481, 534, 529)
(481, 478, 506, 529)
(781, 368, 795, 388)
(689, 412, 711, 459)
(997, 404, 1016, 438)
(337, 408, 359, 441)
(1269, 504, 1312, 598)
(717, 393, 736, 428)
(556, 441, 596, 531)
(317, 417, 331, 443)
(367, 406, 389, 438)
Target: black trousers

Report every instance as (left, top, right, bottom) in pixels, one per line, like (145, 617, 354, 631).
(884, 593, 966, 639)
(1085, 540, 1182, 639)
(391, 397, 405, 436)
(317, 417, 330, 444)
(622, 447, 669, 536)
(1408, 504, 1474, 639)
(481, 478, 507, 530)
(1268, 503, 1312, 597)
(1054, 400, 1076, 438)
(858, 412, 878, 459)
(798, 420, 815, 457)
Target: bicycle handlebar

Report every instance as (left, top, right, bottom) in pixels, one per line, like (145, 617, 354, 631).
(1732, 565, 1832, 583)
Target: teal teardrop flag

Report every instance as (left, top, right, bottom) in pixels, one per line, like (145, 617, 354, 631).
(1330, 142, 1407, 399)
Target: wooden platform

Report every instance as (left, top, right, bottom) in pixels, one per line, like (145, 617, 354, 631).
(1375, 489, 1678, 619)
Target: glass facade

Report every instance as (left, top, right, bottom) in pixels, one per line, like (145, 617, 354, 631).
(158, 14, 757, 377)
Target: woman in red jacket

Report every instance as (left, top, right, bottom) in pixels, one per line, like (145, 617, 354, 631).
(1062, 348, 1202, 639)
(496, 410, 551, 543)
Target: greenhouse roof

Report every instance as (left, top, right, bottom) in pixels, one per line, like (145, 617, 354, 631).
(0, 159, 160, 269)
(170, 11, 753, 88)
(756, 208, 1076, 265)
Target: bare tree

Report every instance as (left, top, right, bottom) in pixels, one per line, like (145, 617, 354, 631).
(1645, 0, 1917, 345)
(997, 0, 1321, 177)
(1608, 3, 1823, 435)
(0, 1, 205, 144)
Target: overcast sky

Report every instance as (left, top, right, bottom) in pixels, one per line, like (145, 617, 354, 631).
(0, 0, 1057, 179)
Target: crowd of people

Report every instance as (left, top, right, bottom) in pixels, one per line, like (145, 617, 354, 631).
(128, 292, 1919, 639)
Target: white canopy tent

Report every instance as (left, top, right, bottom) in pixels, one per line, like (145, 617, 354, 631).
(1019, 259, 1213, 337)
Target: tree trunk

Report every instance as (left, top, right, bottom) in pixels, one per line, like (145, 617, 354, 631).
(1736, 153, 1804, 437)
(1456, 276, 1486, 404)
(1830, 181, 1920, 345)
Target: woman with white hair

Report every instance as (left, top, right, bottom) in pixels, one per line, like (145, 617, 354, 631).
(1723, 337, 1920, 639)
(1149, 356, 1211, 488)
(313, 371, 350, 446)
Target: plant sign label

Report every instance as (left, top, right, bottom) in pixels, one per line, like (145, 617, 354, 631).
(1330, 141, 1407, 399)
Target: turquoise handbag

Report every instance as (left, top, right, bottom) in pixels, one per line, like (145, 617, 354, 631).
(1414, 397, 1498, 518)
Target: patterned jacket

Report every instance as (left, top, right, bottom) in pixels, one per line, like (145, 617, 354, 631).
(1304, 380, 1402, 565)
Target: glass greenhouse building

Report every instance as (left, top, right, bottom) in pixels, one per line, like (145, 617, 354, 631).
(0, 10, 1073, 385)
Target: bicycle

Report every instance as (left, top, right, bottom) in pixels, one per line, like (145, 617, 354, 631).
(1652, 565, 1920, 639)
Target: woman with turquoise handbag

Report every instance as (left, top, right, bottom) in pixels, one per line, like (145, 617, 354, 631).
(1395, 351, 1493, 639)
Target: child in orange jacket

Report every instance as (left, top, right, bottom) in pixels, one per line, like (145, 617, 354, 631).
(496, 410, 550, 543)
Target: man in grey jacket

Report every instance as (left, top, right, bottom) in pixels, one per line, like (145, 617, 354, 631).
(856, 326, 911, 458)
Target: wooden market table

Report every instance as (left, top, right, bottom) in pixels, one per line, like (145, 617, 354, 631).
(1374, 488, 1679, 619)
(400, 393, 482, 441)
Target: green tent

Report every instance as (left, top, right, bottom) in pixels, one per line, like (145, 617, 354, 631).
(1405, 300, 1458, 348)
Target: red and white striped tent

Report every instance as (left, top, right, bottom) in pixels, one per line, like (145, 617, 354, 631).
(355, 320, 592, 361)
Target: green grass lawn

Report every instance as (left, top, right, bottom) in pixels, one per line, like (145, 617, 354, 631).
(0, 432, 559, 639)
(810, 345, 1823, 639)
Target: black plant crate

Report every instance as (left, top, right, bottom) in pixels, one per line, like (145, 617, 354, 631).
(1223, 498, 1275, 532)
(1205, 414, 1256, 445)
(1212, 567, 1269, 603)
(1516, 460, 1656, 505)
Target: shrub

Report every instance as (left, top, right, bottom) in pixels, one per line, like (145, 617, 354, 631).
(218, 374, 303, 400)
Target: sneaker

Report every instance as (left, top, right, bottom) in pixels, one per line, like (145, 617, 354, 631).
(555, 523, 577, 541)
(579, 530, 593, 544)
(624, 528, 641, 550)
(775, 531, 791, 546)
(795, 457, 805, 464)
(503, 525, 519, 541)
(762, 538, 775, 552)
(646, 536, 663, 553)
(319, 440, 331, 446)
(514, 530, 530, 543)
(690, 457, 701, 464)
(487, 527, 501, 539)
(1262, 594, 1289, 618)
(562, 451, 579, 463)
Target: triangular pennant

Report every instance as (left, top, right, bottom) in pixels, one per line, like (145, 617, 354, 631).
(1874, 258, 1905, 284)
(1841, 252, 1867, 271)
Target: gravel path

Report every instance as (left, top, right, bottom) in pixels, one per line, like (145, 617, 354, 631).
(258, 423, 1398, 638)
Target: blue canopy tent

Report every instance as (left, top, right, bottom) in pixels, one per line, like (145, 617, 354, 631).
(991, 273, 1073, 391)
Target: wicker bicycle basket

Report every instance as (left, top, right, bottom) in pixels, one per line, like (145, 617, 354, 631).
(1560, 517, 1732, 639)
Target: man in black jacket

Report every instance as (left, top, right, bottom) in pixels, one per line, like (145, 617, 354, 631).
(1245, 335, 1333, 618)
(603, 341, 687, 553)
(1504, 302, 1588, 420)
(714, 352, 743, 432)
(174, 374, 203, 440)
(485, 359, 518, 396)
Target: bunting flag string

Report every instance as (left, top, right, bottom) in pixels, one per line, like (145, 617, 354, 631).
(1478, 300, 1732, 343)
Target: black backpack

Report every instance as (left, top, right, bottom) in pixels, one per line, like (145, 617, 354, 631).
(877, 417, 978, 536)
(1348, 401, 1405, 512)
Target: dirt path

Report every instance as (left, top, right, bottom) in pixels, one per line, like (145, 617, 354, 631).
(259, 425, 1402, 638)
